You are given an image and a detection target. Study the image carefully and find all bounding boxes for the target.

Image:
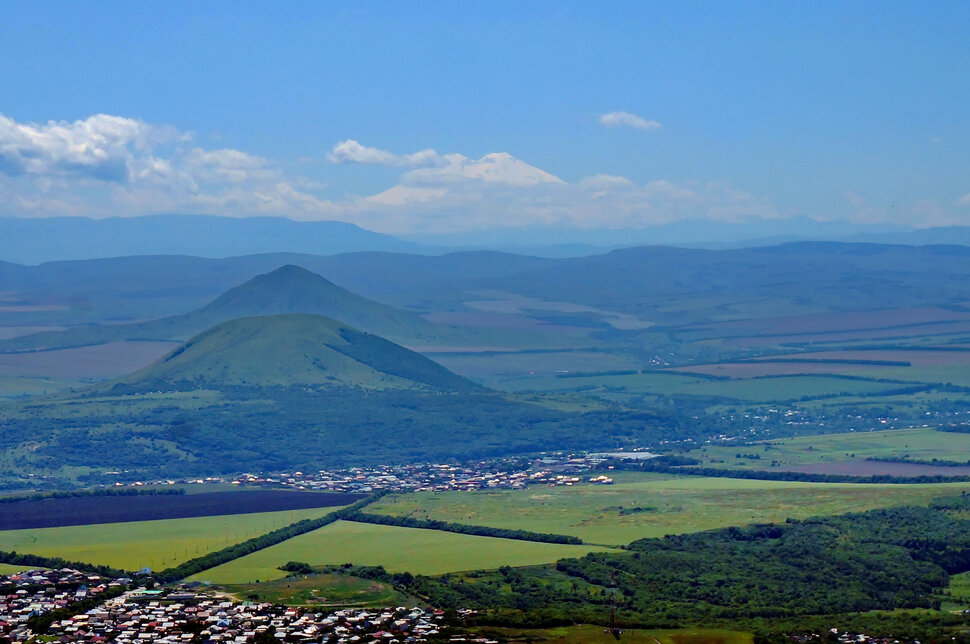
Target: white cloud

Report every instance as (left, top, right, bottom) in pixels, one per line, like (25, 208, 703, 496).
(598, 111, 661, 132)
(351, 155, 782, 234)
(0, 113, 338, 219)
(956, 193, 970, 206)
(0, 113, 187, 183)
(328, 139, 444, 167)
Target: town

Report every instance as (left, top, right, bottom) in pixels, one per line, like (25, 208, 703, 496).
(0, 568, 485, 644)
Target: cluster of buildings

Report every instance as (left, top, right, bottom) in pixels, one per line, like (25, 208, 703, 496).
(0, 568, 122, 641)
(0, 569, 490, 644)
(789, 627, 927, 643)
(228, 454, 622, 494)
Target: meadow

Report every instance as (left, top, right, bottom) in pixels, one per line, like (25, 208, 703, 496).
(689, 428, 970, 471)
(365, 473, 970, 545)
(0, 507, 339, 572)
(188, 520, 615, 584)
(222, 572, 412, 608)
(0, 562, 39, 575)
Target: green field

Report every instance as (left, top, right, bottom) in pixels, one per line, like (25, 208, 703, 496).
(223, 573, 413, 607)
(189, 520, 615, 584)
(497, 370, 912, 402)
(481, 624, 752, 644)
(367, 473, 970, 545)
(0, 507, 339, 572)
(0, 562, 42, 575)
(942, 571, 970, 611)
(690, 428, 970, 469)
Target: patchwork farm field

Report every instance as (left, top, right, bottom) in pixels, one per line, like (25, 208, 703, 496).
(0, 507, 340, 571)
(188, 520, 615, 584)
(366, 473, 970, 545)
(689, 428, 970, 472)
(0, 490, 361, 530)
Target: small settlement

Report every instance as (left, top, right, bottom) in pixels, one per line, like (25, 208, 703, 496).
(0, 569, 485, 644)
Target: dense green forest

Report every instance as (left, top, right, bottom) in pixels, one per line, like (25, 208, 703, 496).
(0, 384, 706, 484)
(328, 495, 970, 637)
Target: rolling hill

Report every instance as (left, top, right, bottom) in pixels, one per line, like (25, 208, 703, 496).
(0, 265, 450, 352)
(0, 314, 686, 485)
(118, 313, 479, 392)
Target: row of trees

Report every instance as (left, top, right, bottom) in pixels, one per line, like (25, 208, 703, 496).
(0, 486, 184, 504)
(154, 494, 383, 582)
(347, 512, 583, 544)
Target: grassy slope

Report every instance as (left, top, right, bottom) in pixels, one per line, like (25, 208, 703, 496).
(188, 520, 615, 583)
(0, 507, 338, 572)
(367, 473, 970, 545)
(120, 313, 477, 391)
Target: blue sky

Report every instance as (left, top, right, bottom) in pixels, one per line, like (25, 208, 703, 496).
(0, 1, 968, 238)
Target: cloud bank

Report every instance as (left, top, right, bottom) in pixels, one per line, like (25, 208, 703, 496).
(0, 113, 333, 218)
(6, 112, 957, 235)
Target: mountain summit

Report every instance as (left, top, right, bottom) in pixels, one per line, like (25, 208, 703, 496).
(120, 313, 477, 391)
(189, 265, 440, 343)
(0, 265, 447, 352)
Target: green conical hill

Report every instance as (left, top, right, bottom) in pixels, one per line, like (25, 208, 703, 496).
(121, 313, 477, 391)
(0, 265, 445, 351)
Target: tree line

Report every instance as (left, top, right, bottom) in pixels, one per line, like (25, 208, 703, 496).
(346, 512, 583, 544)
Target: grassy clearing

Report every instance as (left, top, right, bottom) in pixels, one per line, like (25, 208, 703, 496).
(188, 520, 615, 584)
(481, 624, 752, 644)
(942, 571, 970, 611)
(368, 473, 970, 545)
(0, 507, 339, 572)
(691, 428, 970, 469)
(222, 573, 413, 607)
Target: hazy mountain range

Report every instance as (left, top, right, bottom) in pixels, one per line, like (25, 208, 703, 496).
(7, 214, 970, 264)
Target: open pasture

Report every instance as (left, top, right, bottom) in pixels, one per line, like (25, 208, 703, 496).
(0, 341, 178, 379)
(0, 490, 361, 530)
(188, 520, 614, 584)
(671, 361, 895, 379)
(222, 573, 412, 607)
(683, 306, 970, 339)
(718, 321, 970, 348)
(366, 473, 970, 546)
(690, 428, 970, 471)
(499, 370, 903, 403)
(432, 349, 641, 380)
(0, 375, 75, 398)
(0, 563, 42, 575)
(0, 507, 339, 572)
(0, 326, 66, 340)
(759, 349, 970, 367)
